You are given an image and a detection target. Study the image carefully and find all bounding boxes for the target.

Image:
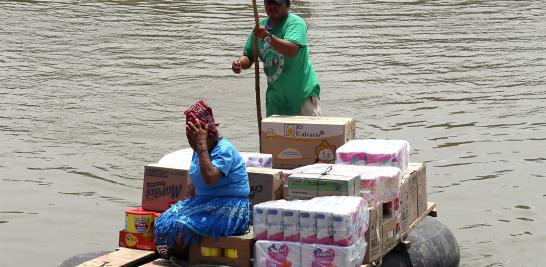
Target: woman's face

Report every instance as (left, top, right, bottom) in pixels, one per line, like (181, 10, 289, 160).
(265, 0, 289, 20)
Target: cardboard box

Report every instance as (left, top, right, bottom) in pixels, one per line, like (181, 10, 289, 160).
(119, 230, 156, 251)
(415, 163, 428, 216)
(141, 164, 192, 212)
(398, 181, 410, 235)
(261, 116, 356, 169)
(401, 164, 419, 228)
(287, 174, 319, 199)
(287, 172, 360, 200)
(188, 229, 255, 267)
(247, 167, 283, 206)
(364, 203, 383, 263)
(382, 214, 398, 253)
(317, 174, 359, 197)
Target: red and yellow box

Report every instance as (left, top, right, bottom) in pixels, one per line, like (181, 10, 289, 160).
(119, 230, 156, 251)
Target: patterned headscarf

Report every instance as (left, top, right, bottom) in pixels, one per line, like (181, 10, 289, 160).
(184, 100, 219, 138)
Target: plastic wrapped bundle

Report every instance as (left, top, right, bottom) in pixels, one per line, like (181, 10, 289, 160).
(253, 196, 368, 247)
(157, 148, 193, 168)
(240, 152, 273, 168)
(253, 200, 287, 240)
(254, 240, 301, 267)
(301, 237, 367, 267)
(335, 139, 410, 173)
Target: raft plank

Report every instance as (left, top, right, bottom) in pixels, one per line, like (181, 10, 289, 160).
(140, 258, 176, 266)
(76, 247, 157, 267)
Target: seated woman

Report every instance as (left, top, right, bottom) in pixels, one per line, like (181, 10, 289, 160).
(154, 100, 250, 260)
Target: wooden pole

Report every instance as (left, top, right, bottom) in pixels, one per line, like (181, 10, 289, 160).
(251, 0, 263, 152)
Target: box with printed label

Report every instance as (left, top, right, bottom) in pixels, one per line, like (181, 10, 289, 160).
(382, 214, 399, 253)
(119, 230, 156, 251)
(247, 167, 283, 206)
(287, 172, 360, 200)
(141, 164, 193, 212)
(188, 229, 254, 267)
(261, 116, 356, 169)
(364, 203, 383, 264)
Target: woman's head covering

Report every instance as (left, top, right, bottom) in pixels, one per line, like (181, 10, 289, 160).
(183, 100, 219, 138)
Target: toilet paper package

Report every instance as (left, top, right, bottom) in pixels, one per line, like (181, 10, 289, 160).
(283, 201, 303, 241)
(343, 165, 401, 204)
(240, 152, 273, 168)
(254, 205, 269, 240)
(253, 200, 286, 240)
(301, 238, 367, 267)
(335, 139, 410, 173)
(254, 240, 302, 267)
(253, 197, 368, 247)
(299, 205, 318, 244)
(314, 199, 334, 245)
(267, 200, 286, 241)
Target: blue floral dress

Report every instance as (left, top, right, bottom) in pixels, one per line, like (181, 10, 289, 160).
(154, 138, 250, 255)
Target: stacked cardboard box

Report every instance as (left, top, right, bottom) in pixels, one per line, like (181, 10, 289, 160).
(261, 116, 356, 169)
(188, 229, 255, 267)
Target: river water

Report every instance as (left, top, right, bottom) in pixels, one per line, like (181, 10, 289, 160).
(1, 0, 545, 266)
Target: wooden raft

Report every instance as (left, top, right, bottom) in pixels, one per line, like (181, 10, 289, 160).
(76, 247, 157, 267)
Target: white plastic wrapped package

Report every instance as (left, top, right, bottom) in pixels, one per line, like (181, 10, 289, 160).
(253, 197, 368, 247)
(335, 139, 410, 173)
(253, 200, 286, 240)
(338, 165, 401, 204)
(240, 152, 273, 168)
(254, 240, 302, 267)
(254, 238, 367, 267)
(283, 200, 304, 242)
(301, 237, 367, 267)
(157, 148, 193, 168)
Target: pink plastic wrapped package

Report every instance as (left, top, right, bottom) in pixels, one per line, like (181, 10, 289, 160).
(335, 139, 410, 173)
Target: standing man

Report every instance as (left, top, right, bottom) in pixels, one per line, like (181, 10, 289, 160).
(232, 0, 321, 117)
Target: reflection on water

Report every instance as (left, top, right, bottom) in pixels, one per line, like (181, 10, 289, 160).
(1, 0, 545, 266)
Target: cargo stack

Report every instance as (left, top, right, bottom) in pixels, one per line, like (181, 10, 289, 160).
(253, 197, 368, 267)
(114, 115, 430, 267)
(118, 149, 282, 254)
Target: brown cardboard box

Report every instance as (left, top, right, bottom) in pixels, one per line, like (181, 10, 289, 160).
(382, 214, 398, 253)
(401, 164, 419, 229)
(416, 163, 428, 216)
(364, 203, 383, 263)
(246, 167, 283, 206)
(141, 164, 192, 212)
(405, 163, 427, 216)
(188, 229, 255, 267)
(261, 116, 356, 169)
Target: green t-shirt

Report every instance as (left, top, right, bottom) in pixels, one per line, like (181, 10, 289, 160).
(244, 12, 320, 116)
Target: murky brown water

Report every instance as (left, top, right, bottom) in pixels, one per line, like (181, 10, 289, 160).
(1, 0, 545, 266)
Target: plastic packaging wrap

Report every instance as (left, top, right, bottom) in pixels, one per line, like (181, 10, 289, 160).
(253, 200, 287, 240)
(157, 148, 193, 168)
(254, 238, 367, 267)
(301, 237, 367, 267)
(254, 240, 301, 267)
(253, 197, 368, 247)
(240, 152, 273, 168)
(335, 139, 410, 173)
